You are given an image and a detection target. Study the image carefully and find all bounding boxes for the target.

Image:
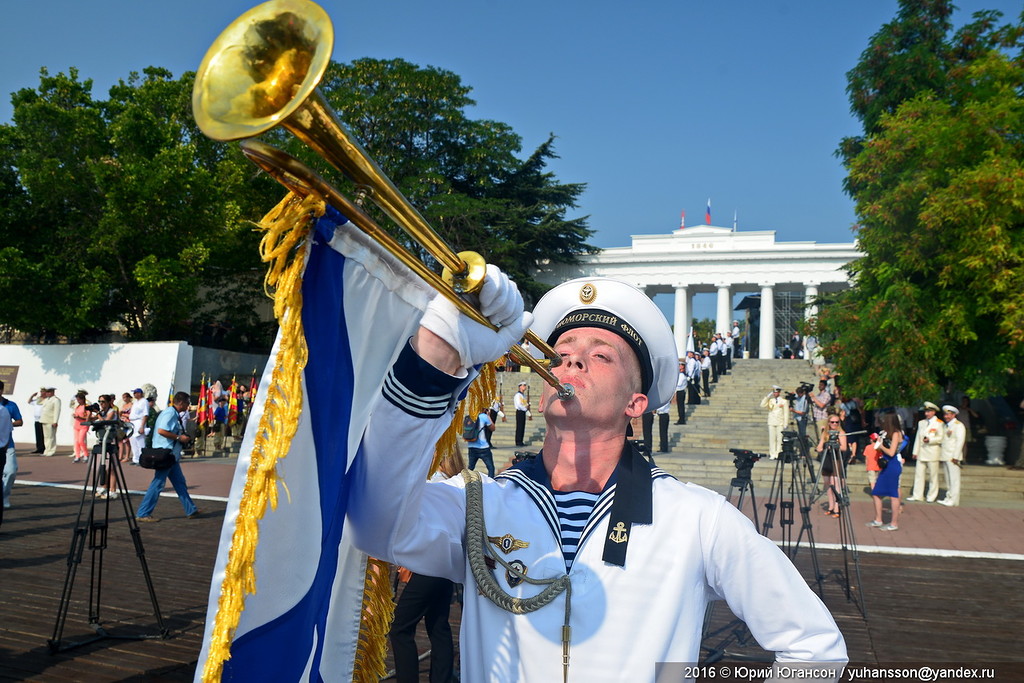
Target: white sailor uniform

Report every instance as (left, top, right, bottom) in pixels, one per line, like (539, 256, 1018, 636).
(348, 343, 846, 682)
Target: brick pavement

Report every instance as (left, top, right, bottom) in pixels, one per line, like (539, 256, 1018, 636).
(11, 442, 1024, 561)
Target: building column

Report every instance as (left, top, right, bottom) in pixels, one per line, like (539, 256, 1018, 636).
(759, 283, 775, 359)
(715, 284, 732, 334)
(804, 283, 819, 321)
(673, 285, 691, 357)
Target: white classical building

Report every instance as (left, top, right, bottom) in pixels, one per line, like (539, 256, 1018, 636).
(537, 224, 862, 359)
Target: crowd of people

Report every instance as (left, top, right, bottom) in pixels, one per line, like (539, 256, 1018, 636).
(0, 379, 253, 525)
(761, 367, 991, 532)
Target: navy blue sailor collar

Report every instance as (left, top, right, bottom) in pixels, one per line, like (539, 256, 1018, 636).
(498, 440, 661, 567)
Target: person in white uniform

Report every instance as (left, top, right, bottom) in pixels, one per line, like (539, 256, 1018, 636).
(907, 401, 944, 502)
(128, 387, 150, 464)
(938, 405, 966, 506)
(760, 385, 791, 460)
(348, 270, 847, 682)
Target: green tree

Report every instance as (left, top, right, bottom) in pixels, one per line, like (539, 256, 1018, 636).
(840, 0, 1012, 161)
(316, 58, 595, 304)
(0, 67, 276, 346)
(1, 58, 593, 344)
(815, 4, 1024, 406)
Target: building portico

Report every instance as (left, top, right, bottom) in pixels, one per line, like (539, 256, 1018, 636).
(537, 224, 861, 358)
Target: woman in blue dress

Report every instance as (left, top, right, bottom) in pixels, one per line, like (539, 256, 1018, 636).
(867, 413, 904, 531)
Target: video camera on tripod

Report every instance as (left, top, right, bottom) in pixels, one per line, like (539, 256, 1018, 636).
(783, 382, 814, 403)
(729, 448, 765, 480)
(90, 418, 133, 442)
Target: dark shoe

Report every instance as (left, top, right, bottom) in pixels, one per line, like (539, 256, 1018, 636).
(186, 509, 203, 519)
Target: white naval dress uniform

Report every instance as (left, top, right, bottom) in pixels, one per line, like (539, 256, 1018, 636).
(348, 343, 846, 682)
(910, 416, 944, 502)
(129, 398, 150, 464)
(760, 393, 790, 459)
(939, 418, 966, 506)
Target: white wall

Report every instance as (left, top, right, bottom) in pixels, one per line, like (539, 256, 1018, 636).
(0, 342, 192, 447)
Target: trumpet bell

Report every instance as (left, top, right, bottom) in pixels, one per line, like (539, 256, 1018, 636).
(193, 0, 333, 141)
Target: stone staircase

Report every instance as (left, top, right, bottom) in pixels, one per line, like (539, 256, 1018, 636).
(671, 358, 819, 455)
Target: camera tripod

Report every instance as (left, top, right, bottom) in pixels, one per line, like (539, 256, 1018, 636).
(808, 435, 867, 618)
(49, 421, 168, 653)
(723, 448, 761, 529)
(760, 432, 825, 597)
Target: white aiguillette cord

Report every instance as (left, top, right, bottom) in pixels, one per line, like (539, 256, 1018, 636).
(463, 469, 573, 682)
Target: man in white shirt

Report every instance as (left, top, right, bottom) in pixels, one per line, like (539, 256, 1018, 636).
(349, 272, 846, 681)
(761, 385, 791, 460)
(128, 388, 150, 464)
(513, 382, 529, 447)
(28, 388, 45, 453)
(674, 360, 687, 425)
(39, 387, 61, 457)
(938, 405, 966, 506)
(907, 401, 944, 502)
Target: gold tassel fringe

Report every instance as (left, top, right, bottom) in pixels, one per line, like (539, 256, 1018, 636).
(201, 193, 324, 682)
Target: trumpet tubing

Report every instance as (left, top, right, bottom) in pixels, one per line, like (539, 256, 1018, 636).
(192, 1, 571, 397)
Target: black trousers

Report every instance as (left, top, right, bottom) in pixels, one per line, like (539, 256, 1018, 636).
(515, 409, 526, 446)
(390, 573, 455, 683)
(34, 421, 44, 453)
(702, 369, 711, 396)
(675, 390, 687, 424)
(642, 413, 670, 453)
(658, 412, 670, 452)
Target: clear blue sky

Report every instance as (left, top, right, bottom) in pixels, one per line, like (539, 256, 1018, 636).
(2, 2, 1019, 279)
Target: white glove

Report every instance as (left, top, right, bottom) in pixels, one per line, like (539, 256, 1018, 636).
(419, 264, 533, 369)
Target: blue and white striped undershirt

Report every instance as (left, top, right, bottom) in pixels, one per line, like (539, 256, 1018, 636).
(552, 489, 600, 571)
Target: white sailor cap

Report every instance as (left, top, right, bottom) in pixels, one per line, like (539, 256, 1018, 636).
(922, 401, 940, 411)
(772, 385, 782, 391)
(942, 404, 959, 414)
(531, 277, 678, 408)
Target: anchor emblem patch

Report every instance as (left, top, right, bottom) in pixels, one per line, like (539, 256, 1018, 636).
(608, 521, 629, 544)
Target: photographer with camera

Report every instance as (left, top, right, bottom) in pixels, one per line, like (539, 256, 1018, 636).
(791, 383, 812, 445)
(867, 413, 905, 531)
(760, 385, 790, 460)
(93, 395, 123, 499)
(816, 415, 848, 517)
(71, 391, 92, 464)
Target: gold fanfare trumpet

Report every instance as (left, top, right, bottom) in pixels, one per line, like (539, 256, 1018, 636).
(192, 0, 573, 400)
